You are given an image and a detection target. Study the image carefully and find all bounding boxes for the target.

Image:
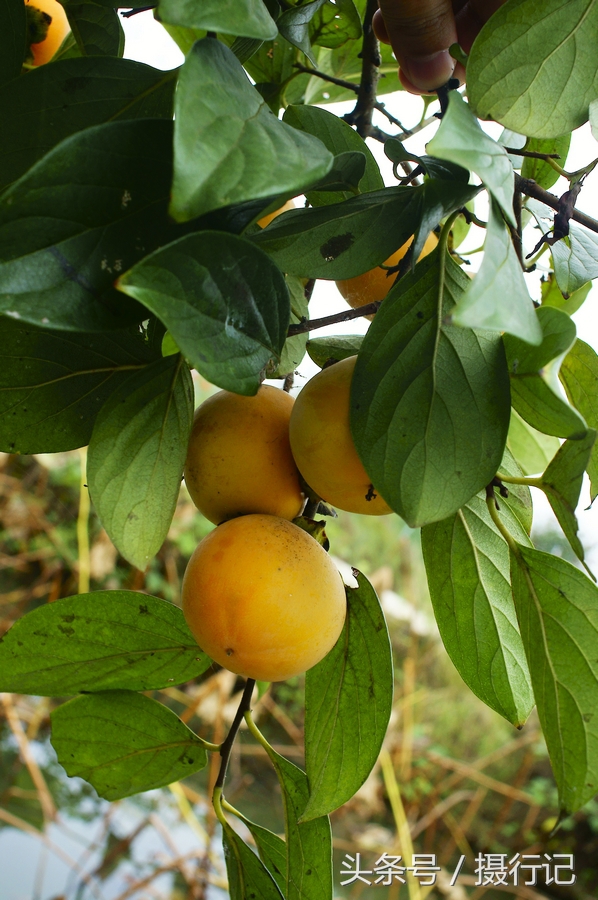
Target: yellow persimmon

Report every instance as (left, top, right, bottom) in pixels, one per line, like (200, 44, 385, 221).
(25, 0, 70, 66)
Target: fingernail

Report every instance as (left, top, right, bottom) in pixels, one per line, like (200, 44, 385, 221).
(402, 50, 455, 92)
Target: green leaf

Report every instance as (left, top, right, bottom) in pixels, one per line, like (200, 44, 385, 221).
(243, 821, 287, 894)
(243, 34, 296, 88)
(507, 409, 560, 477)
(223, 823, 285, 900)
(117, 232, 290, 396)
(521, 134, 572, 190)
(0, 58, 176, 192)
(511, 546, 598, 813)
(63, 0, 124, 57)
(351, 250, 511, 527)
(310, 0, 361, 50)
(306, 334, 364, 368)
(0, 591, 211, 695)
(0, 320, 158, 454)
(504, 307, 587, 439)
(542, 272, 591, 316)
(422, 490, 533, 726)
(158, 0, 277, 39)
(277, 0, 326, 65)
(501, 446, 534, 535)
(270, 275, 308, 378)
(170, 38, 333, 221)
(468, 0, 598, 138)
(51, 691, 208, 801)
(560, 339, 598, 501)
(0, 0, 26, 86)
(252, 181, 478, 280)
(538, 431, 596, 573)
(88, 355, 194, 569)
(303, 39, 401, 104)
(427, 91, 515, 226)
(552, 224, 598, 295)
(0, 118, 176, 332)
(450, 201, 541, 343)
(303, 571, 393, 819)
(307, 151, 366, 197)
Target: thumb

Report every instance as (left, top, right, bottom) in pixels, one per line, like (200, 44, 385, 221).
(375, 0, 457, 92)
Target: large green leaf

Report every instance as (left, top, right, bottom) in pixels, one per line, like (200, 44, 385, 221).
(521, 134, 572, 190)
(170, 38, 332, 221)
(468, 0, 598, 138)
(223, 823, 284, 900)
(310, 0, 361, 49)
(303, 571, 393, 820)
(560, 339, 598, 500)
(541, 272, 591, 317)
(427, 92, 515, 225)
(0, 0, 26, 86)
(252, 181, 478, 279)
(0, 118, 176, 332)
(243, 820, 287, 894)
(63, 0, 124, 56)
(158, 0, 277, 39)
(0, 58, 176, 192)
(87, 355, 194, 569)
(117, 232, 290, 396)
(450, 201, 541, 343)
(552, 224, 598, 296)
(351, 250, 511, 527)
(0, 591, 211, 694)
(51, 691, 209, 800)
(511, 546, 598, 813)
(422, 489, 534, 726)
(0, 320, 157, 453)
(507, 409, 560, 476)
(278, 0, 326, 64)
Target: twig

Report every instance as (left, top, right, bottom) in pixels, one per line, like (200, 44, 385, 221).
(288, 302, 381, 336)
(515, 173, 598, 235)
(504, 147, 561, 161)
(214, 679, 255, 791)
(342, 0, 381, 140)
(120, 5, 156, 17)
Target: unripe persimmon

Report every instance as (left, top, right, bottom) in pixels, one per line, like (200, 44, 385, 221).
(336, 232, 438, 318)
(25, 0, 70, 66)
(289, 356, 392, 516)
(184, 386, 304, 525)
(257, 199, 295, 228)
(182, 515, 347, 682)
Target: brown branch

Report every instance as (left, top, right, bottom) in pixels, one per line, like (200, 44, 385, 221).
(214, 679, 255, 790)
(288, 302, 381, 336)
(504, 147, 561, 161)
(342, 0, 381, 139)
(516, 173, 598, 235)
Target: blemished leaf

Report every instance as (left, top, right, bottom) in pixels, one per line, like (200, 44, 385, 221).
(158, 0, 277, 39)
(277, 0, 326, 64)
(306, 335, 364, 368)
(507, 409, 560, 477)
(521, 134, 571, 190)
(0, 118, 176, 332)
(541, 272, 591, 316)
(223, 824, 285, 900)
(450, 201, 541, 343)
(264, 747, 333, 900)
(552, 224, 598, 296)
(51, 691, 209, 801)
(270, 275, 308, 378)
(538, 431, 597, 573)
(63, 0, 124, 57)
(0, 320, 157, 454)
(511, 546, 598, 813)
(560, 339, 598, 501)
(0, 58, 176, 192)
(426, 91, 515, 226)
(0, 0, 26, 86)
(303, 571, 393, 820)
(468, 0, 598, 138)
(244, 821, 287, 894)
(170, 39, 333, 221)
(310, 0, 362, 50)
(0, 591, 211, 694)
(252, 181, 478, 280)
(422, 490, 534, 727)
(351, 250, 511, 527)
(117, 232, 290, 396)
(87, 355, 194, 570)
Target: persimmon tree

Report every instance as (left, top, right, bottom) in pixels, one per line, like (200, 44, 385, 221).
(2, 0, 598, 896)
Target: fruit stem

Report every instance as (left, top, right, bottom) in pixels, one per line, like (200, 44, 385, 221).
(496, 471, 543, 489)
(214, 678, 256, 791)
(244, 708, 273, 754)
(212, 786, 228, 828)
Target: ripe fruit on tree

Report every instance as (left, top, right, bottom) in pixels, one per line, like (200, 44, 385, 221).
(184, 385, 304, 525)
(289, 355, 392, 516)
(182, 514, 347, 682)
(336, 232, 438, 317)
(25, 0, 70, 66)
(257, 199, 295, 228)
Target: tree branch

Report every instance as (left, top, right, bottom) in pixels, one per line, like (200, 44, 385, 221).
(214, 679, 255, 791)
(288, 303, 381, 336)
(342, 0, 381, 140)
(515, 174, 598, 235)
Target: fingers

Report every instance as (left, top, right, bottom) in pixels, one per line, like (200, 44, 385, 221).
(455, 0, 507, 52)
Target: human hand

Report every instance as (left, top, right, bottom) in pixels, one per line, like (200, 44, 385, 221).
(373, 0, 508, 94)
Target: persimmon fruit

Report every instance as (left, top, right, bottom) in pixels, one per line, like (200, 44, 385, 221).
(336, 232, 438, 318)
(25, 0, 70, 66)
(257, 199, 295, 228)
(183, 385, 304, 525)
(289, 355, 392, 516)
(181, 514, 347, 682)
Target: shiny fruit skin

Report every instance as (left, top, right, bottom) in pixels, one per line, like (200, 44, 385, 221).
(289, 356, 392, 516)
(184, 386, 304, 525)
(182, 515, 347, 682)
(336, 232, 438, 318)
(26, 0, 70, 66)
(257, 199, 295, 228)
